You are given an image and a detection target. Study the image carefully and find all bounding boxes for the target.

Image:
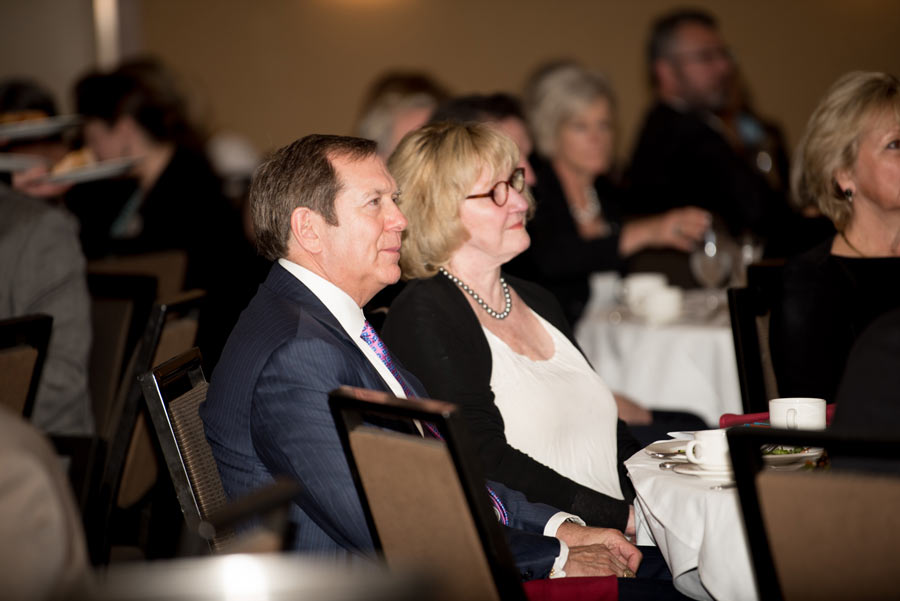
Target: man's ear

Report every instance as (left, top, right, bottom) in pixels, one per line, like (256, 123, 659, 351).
(289, 207, 323, 254)
(654, 59, 676, 94)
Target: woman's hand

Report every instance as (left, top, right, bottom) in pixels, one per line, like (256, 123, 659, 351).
(613, 393, 653, 425)
(619, 206, 711, 256)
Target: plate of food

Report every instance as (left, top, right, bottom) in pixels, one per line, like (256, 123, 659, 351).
(43, 150, 135, 184)
(0, 115, 80, 143)
(761, 445, 824, 466)
(0, 153, 48, 172)
(645, 439, 687, 456)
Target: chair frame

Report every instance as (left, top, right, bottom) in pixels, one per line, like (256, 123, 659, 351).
(86, 291, 206, 562)
(727, 261, 784, 414)
(139, 347, 210, 538)
(0, 313, 53, 418)
(86, 272, 158, 435)
(329, 385, 528, 601)
(727, 427, 900, 601)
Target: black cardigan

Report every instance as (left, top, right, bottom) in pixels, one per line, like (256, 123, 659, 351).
(770, 240, 900, 401)
(382, 273, 640, 530)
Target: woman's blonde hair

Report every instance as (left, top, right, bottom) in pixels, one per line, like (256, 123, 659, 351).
(792, 71, 900, 230)
(524, 61, 616, 157)
(388, 121, 533, 279)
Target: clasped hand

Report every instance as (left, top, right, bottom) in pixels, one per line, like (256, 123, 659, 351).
(556, 521, 642, 578)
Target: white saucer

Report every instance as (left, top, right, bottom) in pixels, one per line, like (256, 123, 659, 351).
(645, 439, 687, 456)
(673, 463, 733, 479)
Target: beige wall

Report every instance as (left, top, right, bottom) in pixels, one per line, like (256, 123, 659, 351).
(57, 0, 900, 161)
(0, 0, 96, 114)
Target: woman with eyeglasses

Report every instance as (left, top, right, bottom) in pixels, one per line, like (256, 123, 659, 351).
(382, 122, 640, 534)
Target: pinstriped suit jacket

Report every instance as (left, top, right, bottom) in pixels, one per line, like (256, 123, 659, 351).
(201, 264, 561, 578)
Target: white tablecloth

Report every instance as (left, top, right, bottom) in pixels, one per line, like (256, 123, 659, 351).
(626, 450, 758, 601)
(574, 274, 742, 426)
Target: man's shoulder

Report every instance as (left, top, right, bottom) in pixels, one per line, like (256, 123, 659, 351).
(0, 187, 77, 239)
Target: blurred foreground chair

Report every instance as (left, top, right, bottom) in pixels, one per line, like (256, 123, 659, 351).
(88, 250, 188, 301)
(140, 348, 300, 555)
(727, 261, 784, 414)
(329, 386, 617, 601)
(727, 427, 900, 601)
(0, 313, 52, 419)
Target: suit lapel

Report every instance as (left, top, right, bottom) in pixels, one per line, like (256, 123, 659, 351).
(263, 264, 424, 397)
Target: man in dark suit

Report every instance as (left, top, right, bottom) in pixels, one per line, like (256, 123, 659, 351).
(626, 10, 791, 286)
(201, 134, 642, 581)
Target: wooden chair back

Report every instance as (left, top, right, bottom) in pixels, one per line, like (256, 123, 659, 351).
(0, 314, 52, 418)
(140, 348, 234, 552)
(728, 427, 900, 601)
(727, 261, 784, 413)
(329, 386, 527, 601)
(86, 274, 157, 437)
(88, 250, 188, 301)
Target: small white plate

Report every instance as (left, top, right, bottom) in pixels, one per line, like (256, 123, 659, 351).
(0, 153, 47, 172)
(762, 447, 824, 466)
(0, 115, 80, 142)
(673, 463, 733, 479)
(43, 158, 135, 184)
(666, 431, 697, 440)
(645, 439, 687, 456)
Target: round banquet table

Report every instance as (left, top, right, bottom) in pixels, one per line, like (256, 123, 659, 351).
(574, 274, 742, 426)
(626, 448, 759, 601)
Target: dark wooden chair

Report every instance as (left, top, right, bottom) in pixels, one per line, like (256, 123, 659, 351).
(0, 313, 52, 419)
(329, 386, 617, 601)
(86, 273, 157, 438)
(727, 260, 784, 413)
(140, 348, 300, 555)
(727, 427, 900, 601)
(88, 249, 188, 301)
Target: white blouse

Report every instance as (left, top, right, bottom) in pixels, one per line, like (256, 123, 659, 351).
(484, 311, 623, 500)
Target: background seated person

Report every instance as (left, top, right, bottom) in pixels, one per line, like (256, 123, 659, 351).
(518, 61, 710, 323)
(771, 71, 900, 401)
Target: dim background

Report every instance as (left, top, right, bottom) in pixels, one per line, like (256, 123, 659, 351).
(3, 0, 899, 162)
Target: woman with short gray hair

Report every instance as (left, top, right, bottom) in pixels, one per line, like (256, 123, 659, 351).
(519, 61, 710, 325)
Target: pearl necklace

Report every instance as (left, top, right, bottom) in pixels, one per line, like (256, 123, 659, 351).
(439, 267, 512, 320)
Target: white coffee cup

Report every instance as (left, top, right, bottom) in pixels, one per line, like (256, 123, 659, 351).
(622, 273, 667, 315)
(642, 286, 683, 324)
(769, 398, 826, 430)
(685, 429, 731, 471)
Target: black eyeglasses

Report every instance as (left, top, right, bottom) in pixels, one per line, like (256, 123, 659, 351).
(465, 168, 526, 207)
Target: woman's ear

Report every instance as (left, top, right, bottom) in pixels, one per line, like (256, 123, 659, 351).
(834, 167, 855, 198)
(289, 206, 322, 254)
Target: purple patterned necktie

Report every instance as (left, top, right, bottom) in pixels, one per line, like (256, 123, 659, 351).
(359, 320, 509, 525)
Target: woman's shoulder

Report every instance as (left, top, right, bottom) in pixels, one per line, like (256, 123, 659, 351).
(386, 275, 467, 325)
(505, 274, 572, 331)
(782, 239, 833, 287)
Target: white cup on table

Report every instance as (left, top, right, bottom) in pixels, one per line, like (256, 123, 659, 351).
(622, 273, 667, 315)
(685, 429, 731, 471)
(768, 397, 826, 430)
(642, 286, 683, 325)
